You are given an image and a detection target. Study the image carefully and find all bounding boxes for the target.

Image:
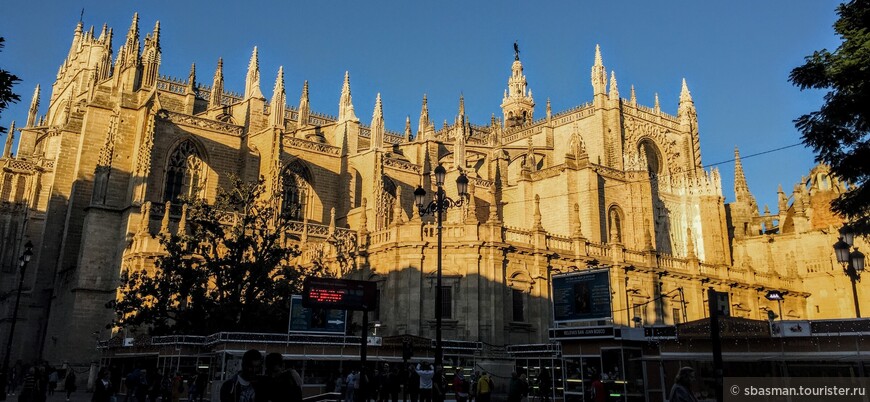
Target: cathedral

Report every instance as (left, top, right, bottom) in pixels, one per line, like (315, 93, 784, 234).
(0, 14, 864, 368)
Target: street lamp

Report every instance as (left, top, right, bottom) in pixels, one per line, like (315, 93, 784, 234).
(414, 164, 469, 367)
(765, 290, 785, 336)
(833, 226, 865, 318)
(2, 240, 34, 388)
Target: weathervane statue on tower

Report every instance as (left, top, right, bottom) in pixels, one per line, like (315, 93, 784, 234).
(514, 40, 520, 60)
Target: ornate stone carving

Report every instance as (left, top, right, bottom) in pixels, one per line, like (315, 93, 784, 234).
(158, 110, 244, 136)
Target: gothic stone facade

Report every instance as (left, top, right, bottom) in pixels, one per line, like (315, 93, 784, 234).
(0, 15, 863, 366)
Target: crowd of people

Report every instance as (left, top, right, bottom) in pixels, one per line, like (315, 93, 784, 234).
(3, 362, 79, 402)
(6, 352, 558, 402)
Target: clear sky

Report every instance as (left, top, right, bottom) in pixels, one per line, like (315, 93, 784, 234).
(0, 0, 842, 212)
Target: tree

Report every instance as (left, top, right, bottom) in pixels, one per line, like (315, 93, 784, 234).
(790, 0, 870, 235)
(0, 37, 21, 134)
(113, 176, 331, 335)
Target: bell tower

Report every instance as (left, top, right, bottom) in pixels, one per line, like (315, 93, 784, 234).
(501, 41, 535, 128)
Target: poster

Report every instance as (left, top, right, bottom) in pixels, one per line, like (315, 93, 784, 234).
(552, 269, 612, 322)
(288, 294, 347, 333)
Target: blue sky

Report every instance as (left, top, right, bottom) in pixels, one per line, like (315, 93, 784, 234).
(0, 0, 842, 211)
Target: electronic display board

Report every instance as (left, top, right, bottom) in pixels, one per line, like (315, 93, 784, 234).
(552, 268, 612, 322)
(302, 277, 378, 311)
(288, 295, 347, 333)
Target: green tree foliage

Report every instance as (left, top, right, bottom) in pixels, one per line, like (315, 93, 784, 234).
(790, 0, 870, 234)
(0, 37, 22, 134)
(113, 177, 330, 335)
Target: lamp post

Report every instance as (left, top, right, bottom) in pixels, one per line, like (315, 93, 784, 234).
(414, 164, 469, 367)
(2, 240, 34, 383)
(765, 290, 784, 336)
(833, 227, 865, 318)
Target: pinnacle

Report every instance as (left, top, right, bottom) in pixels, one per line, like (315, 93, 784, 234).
(594, 44, 603, 66)
(680, 78, 693, 103)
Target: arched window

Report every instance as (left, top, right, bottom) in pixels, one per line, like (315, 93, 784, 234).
(163, 140, 204, 202)
(638, 139, 661, 176)
(282, 161, 311, 221)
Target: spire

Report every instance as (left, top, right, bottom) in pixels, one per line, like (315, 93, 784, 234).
(630, 85, 637, 106)
(644, 219, 654, 250)
(98, 23, 108, 42)
(417, 94, 430, 140)
(270, 66, 286, 128)
(654, 93, 660, 113)
(777, 184, 788, 213)
(160, 201, 172, 236)
(151, 21, 160, 49)
(244, 47, 264, 99)
(502, 45, 535, 127)
(573, 203, 584, 239)
(328, 207, 336, 238)
(454, 116, 466, 170)
(404, 116, 412, 142)
(140, 21, 161, 88)
(297, 80, 310, 128)
(591, 44, 607, 96)
(337, 71, 358, 123)
(733, 147, 757, 208)
(546, 98, 552, 121)
(209, 58, 224, 109)
(458, 93, 465, 119)
(3, 121, 15, 158)
(187, 63, 196, 93)
(177, 204, 188, 236)
(68, 20, 83, 60)
(120, 13, 140, 68)
(26, 85, 40, 127)
(609, 71, 619, 100)
(533, 195, 544, 231)
(679, 78, 693, 105)
(369, 93, 384, 151)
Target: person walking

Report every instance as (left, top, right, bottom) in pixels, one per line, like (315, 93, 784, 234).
(536, 369, 551, 402)
(63, 369, 77, 402)
(220, 349, 264, 402)
(170, 373, 184, 402)
(414, 363, 433, 402)
(262, 352, 302, 402)
(474, 372, 493, 402)
(19, 368, 37, 402)
(668, 367, 698, 402)
(344, 370, 357, 402)
(452, 369, 468, 402)
(47, 369, 58, 396)
(92, 369, 113, 402)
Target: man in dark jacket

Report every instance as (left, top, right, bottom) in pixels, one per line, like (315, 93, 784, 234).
(221, 350, 264, 402)
(92, 369, 113, 402)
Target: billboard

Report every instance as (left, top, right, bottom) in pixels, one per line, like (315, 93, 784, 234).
(302, 277, 378, 311)
(288, 295, 347, 334)
(552, 269, 612, 323)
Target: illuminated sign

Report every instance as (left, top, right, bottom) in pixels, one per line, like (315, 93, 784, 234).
(288, 295, 347, 334)
(302, 277, 378, 311)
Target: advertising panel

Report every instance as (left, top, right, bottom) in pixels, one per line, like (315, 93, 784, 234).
(552, 268, 612, 323)
(288, 294, 347, 334)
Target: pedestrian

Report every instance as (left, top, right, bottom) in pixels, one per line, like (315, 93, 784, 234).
(344, 370, 357, 402)
(404, 365, 418, 402)
(195, 371, 208, 402)
(187, 372, 200, 402)
(262, 352, 302, 402)
(135, 369, 149, 402)
(64, 369, 77, 402)
(536, 369, 551, 402)
(668, 367, 698, 402)
(148, 371, 162, 402)
(220, 349, 264, 402)
(19, 367, 37, 402)
(507, 372, 522, 402)
(589, 373, 605, 402)
(452, 369, 468, 402)
(385, 365, 400, 402)
(48, 368, 58, 396)
(414, 363, 433, 402)
(474, 372, 493, 402)
(333, 372, 344, 402)
(93, 369, 113, 402)
(160, 372, 172, 402)
(124, 369, 140, 402)
(353, 369, 368, 402)
(35, 365, 47, 402)
(431, 366, 446, 402)
(170, 373, 184, 402)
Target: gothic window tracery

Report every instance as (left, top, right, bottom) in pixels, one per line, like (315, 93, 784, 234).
(163, 140, 205, 203)
(638, 139, 661, 176)
(282, 160, 312, 221)
(376, 177, 397, 230)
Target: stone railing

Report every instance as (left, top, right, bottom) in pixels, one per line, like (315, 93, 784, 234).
(585, 243, 611, 258)
(529, 165, 563, 181)
(158, 110, 244, 136)
(624, 249, 648, 264)
(383, 157, 422, 174)
(3, 159, 37, 172)
(422, 222, 466, 239)
(283, 137, 341, 156)
(156, 76, 188, 95)
(551, 102, 595, 126)
(657, 254, 689, 271)
(471, 177, 493, 189)
(504, 227, 532, 245)
(546, 235, 572, 252)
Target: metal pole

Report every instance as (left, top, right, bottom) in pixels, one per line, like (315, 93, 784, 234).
(361, 310, 369, 370)
(435, 186, 443, 367)
(3, 263, 26, 371)
(678, 287, 688, 324)
(850, 268, 861, 318)
(708, 287, 723, 402)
